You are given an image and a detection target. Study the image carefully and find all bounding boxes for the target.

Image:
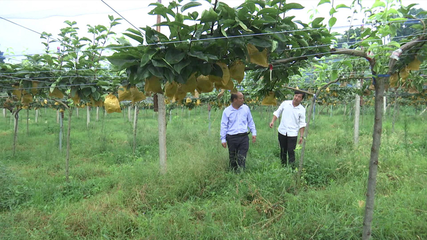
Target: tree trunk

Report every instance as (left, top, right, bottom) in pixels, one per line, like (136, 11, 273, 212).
(354, 81, 361, 146)
(133, 105, 139, 155)
(56, 109, 59, 123)
(76, 107, 79, 118)
(362, 76, 385, 240)
(2, 108, 5, 118)
(157, 93, 167, 174)
(128, 106, 132, 122)
(65, 108, 72, 182)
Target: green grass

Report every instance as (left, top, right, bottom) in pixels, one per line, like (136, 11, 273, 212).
(1, 105, 426, 239)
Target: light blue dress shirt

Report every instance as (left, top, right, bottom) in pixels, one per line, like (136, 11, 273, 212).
(220, 104, 257, 143)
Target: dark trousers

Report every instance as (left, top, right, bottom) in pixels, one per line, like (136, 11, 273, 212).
(226, 133, 249, 171)
(278, 133, 297, 166)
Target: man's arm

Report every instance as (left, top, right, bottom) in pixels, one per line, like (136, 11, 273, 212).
(298, 127, 305, 144)
(220, 110, 228, 148)
(269, 115, 278, 128)
(270, 102, 283, 128)
(246, 107, 257, 143)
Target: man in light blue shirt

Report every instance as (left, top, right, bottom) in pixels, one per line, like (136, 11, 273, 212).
(221, 92, 257, 171)
(269, 90, 306, 167)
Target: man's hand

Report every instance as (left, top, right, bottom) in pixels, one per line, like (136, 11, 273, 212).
(252, 135, 256, 143)
(298, 136, 304, 144)
(222, 142, 227, 148)
(269, 122, 274, 128)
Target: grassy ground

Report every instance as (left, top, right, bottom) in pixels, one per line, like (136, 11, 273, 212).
(1, 104, 426, 239)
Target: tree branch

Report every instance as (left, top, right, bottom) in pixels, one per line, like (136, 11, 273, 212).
(282, 86, 314, 95)
(388, 35, 427, 74)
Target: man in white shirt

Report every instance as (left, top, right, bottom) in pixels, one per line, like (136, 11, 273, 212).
(269, 91, 306, 167)
(221, 92, 257, 171)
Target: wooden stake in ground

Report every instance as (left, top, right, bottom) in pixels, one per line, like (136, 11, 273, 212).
(354, 81, 361, 146)
(66, 108, 72, 182)
(86, 105, 90, 128)
(59, 110, 63, 152)
(12, 109, 21, 157)
(157, 93, 167, 174)
(35, 109, 39, 123)
(133, 105, 139, 155)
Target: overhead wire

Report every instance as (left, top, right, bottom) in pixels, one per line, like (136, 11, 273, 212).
(1, 10, 427, 86)
(100, 0, 143, 35)
(0, 16, 43, 36)
(3, 16, 427, 58)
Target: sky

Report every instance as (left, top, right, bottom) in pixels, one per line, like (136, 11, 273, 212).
(1, 0, 426, 62)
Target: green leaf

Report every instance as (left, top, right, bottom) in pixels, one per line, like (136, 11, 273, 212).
(297, 38, 309, 48)
(82, 87, 92, 97)
(317, 0, 330, 6)
(165, 49, 186, 64)
(210, 63, 223, 78)
(91, 91, 101, 101)
(107, 53, 139, 70)
(336, 4, 350, 9)
(108, 15, 114, 21)
(174, 58, 191, 74)
(123, 33, 144, 44)
(388, 41, 401, 48)
(162, 68, 175, 83)
(312, 17, 325, 28)
(257, 8, 279, 16)
(249, 37, 271, 48)
(331, 69, 338, 80)
(181, 2, 202, 12)
(200, 9, 218, 23)
(70, 87, 78, 98)
(360, 28, 372, 38)
(221, 27, 227, 37)
(342, 60, 352, 68)
(136, 66, 151, 80)
(148, 3, 175, 18)
(148, 65, 163, 78)
(152, 59, 168, 68)
(328, 17, 337, 28)
(234, 17, 252, 32)
(390, 17, 408, 22)
(196, 62, 211, 76)
(140, 49, 157, 68)
(188, 51, 218, 61)
(283, 3, 304, 11)
(371, 0, 386, 9)
(329, 8, 337, 15)
(271, 40, 278, 52)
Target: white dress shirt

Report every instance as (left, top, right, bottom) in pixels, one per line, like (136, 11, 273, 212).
(273, 100, 306, 137)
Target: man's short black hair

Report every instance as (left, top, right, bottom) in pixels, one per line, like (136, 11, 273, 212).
(294, 90, 305, 99)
